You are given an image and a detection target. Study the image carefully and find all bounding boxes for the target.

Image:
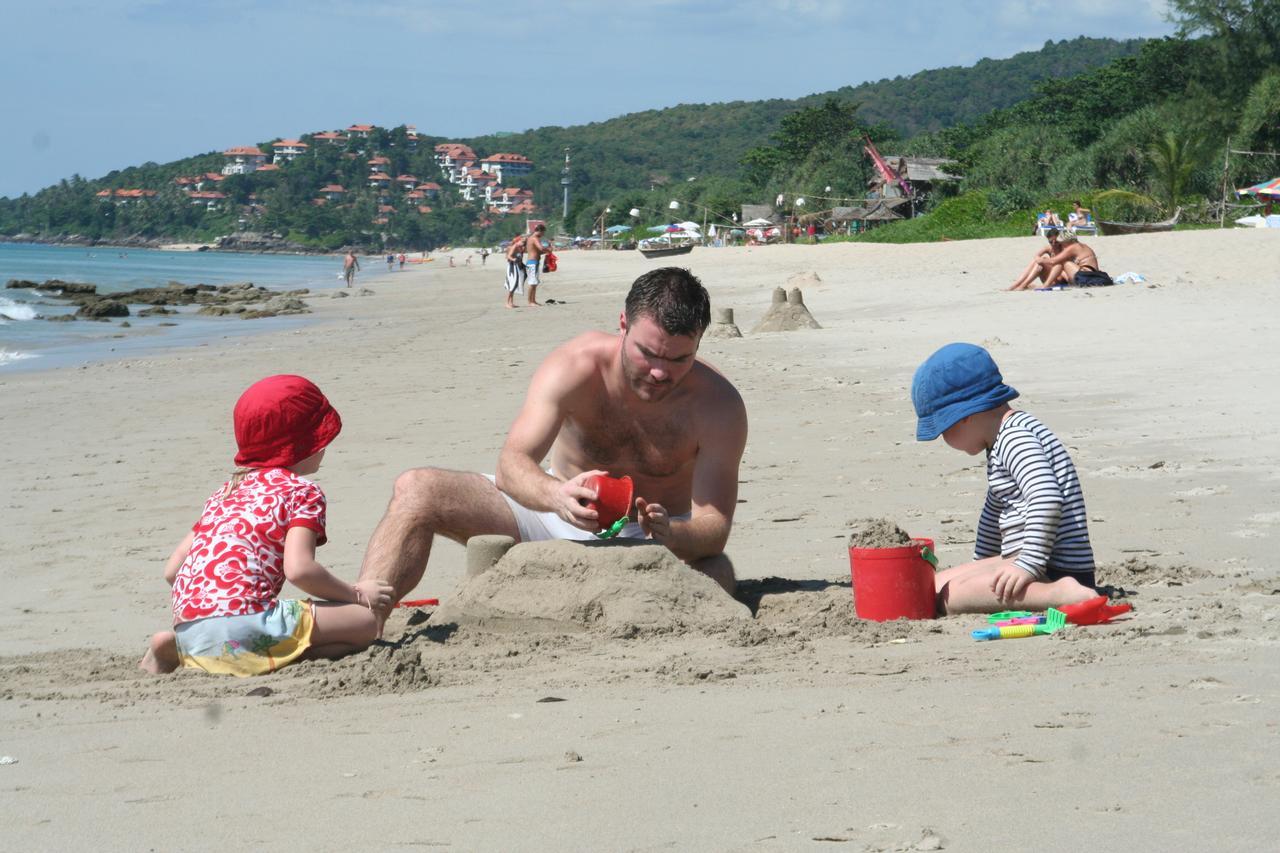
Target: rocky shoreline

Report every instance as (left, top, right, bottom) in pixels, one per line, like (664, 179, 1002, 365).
(0, 231, 344, 256)
(5, 278, 320, 322)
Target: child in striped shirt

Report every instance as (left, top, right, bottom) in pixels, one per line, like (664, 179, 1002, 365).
(912, 343, 1100, 614)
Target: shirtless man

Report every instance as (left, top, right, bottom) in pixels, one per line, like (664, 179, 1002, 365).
(1010, 234, 1101, 291)
(523, 224, 547, 306)
(358, 267, 747, 607)
(343, 250, 360, 287)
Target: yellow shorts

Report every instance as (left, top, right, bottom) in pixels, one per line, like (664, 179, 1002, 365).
(174, 599, 314, 677)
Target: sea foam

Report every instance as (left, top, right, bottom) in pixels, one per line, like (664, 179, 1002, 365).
(0, 349, 39, 367)
(0, 296, 39, 322)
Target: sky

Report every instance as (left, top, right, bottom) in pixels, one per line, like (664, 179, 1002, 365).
(0, 0, 1177, 199)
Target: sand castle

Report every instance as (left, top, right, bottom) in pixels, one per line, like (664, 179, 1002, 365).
(435, 539, 751, 633)
(703, 306, 743, 339)
(751, 285, 821, 333)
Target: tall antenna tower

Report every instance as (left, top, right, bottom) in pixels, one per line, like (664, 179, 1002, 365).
(561, 147, 572, 220)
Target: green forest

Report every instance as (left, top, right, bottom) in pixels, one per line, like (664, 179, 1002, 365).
(3, 1, 1278, 249)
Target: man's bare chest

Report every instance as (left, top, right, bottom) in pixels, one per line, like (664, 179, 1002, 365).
(564, 408, 697, 479)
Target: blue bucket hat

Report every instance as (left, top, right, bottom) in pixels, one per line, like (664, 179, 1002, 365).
(911, 343, 1019, 441)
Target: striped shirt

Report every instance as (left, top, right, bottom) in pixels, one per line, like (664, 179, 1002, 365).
(975, 410, 1095, 579)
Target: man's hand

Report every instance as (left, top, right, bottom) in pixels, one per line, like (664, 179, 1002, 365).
(554, 469, 606, 530)
(635, 496, 672, 543)
(990, 563, 1034, 604)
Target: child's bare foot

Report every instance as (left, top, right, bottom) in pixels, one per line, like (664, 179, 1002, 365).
(139, 631, 180, 674)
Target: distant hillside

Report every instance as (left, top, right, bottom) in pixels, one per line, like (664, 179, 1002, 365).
(460, 37, 1143, 203)
(0, 36, 1144, 248)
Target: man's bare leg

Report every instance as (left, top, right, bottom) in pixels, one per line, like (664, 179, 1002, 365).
(527, 284, 540, 306)
(1033, 263, 1067, 290)
(1008, 258, 1041, 290)
(358, 468, 520, 601)
(139, 630, 179, 674)
(692, 553, 736, 596)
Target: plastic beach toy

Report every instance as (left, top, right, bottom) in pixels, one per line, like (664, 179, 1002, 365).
(1058, 595, 1133, 625)
(973, 607, 1066, 640)
(594, 516, 628, 540)
(585, 474, 633, 530)
(396, 598, 439, 608)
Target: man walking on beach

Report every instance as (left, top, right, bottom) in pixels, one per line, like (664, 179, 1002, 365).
(358, 267, 747, 607)
(343, 250, 360, 287)
(523, 224, 547, 306)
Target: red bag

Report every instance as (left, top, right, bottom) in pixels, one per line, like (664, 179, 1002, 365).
(543, 251, 557, 273)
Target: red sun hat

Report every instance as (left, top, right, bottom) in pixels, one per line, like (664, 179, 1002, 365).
(233, 375, 342, 468)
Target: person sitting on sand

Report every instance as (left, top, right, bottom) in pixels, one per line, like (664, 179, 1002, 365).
(357, 267, 748, 608)
(911, 343, 1100, 614)
(1010, 234, 1102, 291)
(1008, 229, 1067, 290)
(140, 375, 393, 676)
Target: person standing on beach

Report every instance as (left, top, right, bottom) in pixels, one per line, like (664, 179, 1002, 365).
(343, 250, 360, 287)
(398, 253, 406, 270)
(503, 235, 525, 309)
(386, 253, 395, 272)
(523, 223, 547, 306)
(357, 267, 748, 613)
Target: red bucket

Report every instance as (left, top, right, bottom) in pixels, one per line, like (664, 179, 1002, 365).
(848, 538, 937, 621)
(585, 474, 634, 528)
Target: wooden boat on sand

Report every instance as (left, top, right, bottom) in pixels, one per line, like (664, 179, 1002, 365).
(1097, 207, 1181, 236)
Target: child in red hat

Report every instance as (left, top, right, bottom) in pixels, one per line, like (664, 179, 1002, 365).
(140, 375, 393, 676)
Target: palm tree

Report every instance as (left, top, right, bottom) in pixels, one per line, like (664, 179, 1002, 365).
(1146, 130, 1198, 214)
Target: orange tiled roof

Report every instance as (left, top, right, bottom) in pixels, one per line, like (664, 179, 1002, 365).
(395, 174, 418, 182)
(405, 190, 424, 199)
(368, 156, 390, 165)
(204, 172, 225, 181)
(223, 146, 265, 157)
(320, 184, 346, 192)
(188, 191, 227, 199)
(417, 205, 433, 214)
(420, 182, 441, 190)
(256, 163, 280, 171)
(378, 205, 396, 213)
(273, 139, 308, 148)
(368, 172, 391, 181)
(481, 153, 532, 163)
(347, 124, 376, 132)
(313, 131, 344, 140)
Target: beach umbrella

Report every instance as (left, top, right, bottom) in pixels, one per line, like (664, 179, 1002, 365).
(743, 217, 774, 227)
(1236, 177, 1280, 198)
(605, 224, 632, 233)
(708, 224, 717, 238)
(665, 224, 683, 232)
(676, 220, 700, 232)
(647, 225, 670, 233)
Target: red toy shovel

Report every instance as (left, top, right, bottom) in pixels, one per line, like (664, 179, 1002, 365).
(1059, 595, 1133, 625)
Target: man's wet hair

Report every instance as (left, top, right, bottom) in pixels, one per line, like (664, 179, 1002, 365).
(1045, 228, 1060, 239)
(625, 267, 711, 337)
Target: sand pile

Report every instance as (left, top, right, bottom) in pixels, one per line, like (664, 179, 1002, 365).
(703, 306, 742, 339)
(1097, 557, 1209, 588)
(751, 287, 821, 333)
(433, 540, 751, 633)
(848, 518, 913, 548)
(786, 271, 823, 288)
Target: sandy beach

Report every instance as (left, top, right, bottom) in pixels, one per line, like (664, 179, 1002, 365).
(2, 230, 1278, 851)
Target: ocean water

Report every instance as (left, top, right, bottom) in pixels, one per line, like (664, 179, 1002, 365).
(0, 243, 356, 370)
